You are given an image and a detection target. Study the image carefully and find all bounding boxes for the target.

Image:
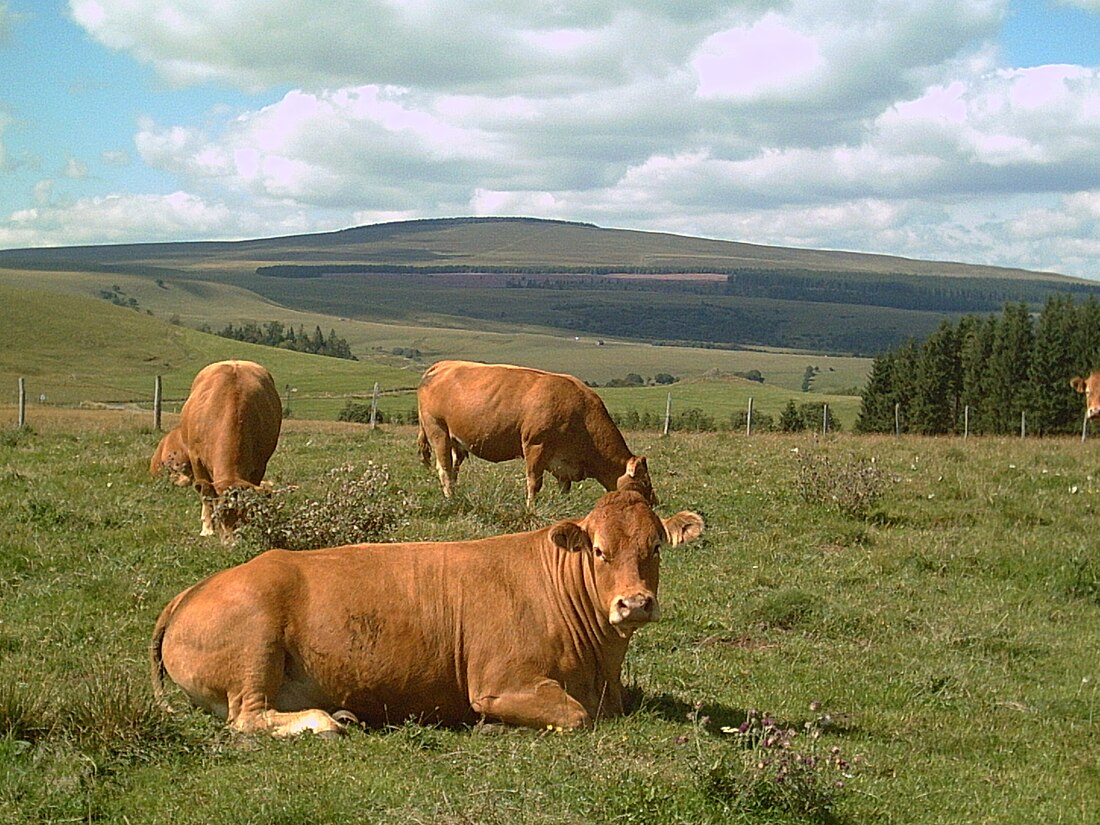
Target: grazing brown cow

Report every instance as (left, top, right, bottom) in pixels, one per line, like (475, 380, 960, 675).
(168, 360, 282, 537)
(150, 489, 704, 736)
(1071, 372, 1100, 420)
(150, 427, 192, 487)
(417, 360, 655, 507)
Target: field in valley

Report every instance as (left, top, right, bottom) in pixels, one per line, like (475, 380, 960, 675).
(1, 411, 1098, 823)
(0, 280, 867, 430)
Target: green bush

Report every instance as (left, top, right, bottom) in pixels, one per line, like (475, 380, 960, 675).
(231, 463, 412, 552)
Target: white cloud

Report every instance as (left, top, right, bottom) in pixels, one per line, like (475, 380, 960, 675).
(0, 0, 1082, 278)
(0, 191, 258, 247)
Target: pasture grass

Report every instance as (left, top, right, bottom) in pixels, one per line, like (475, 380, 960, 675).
(1, 414, 1099, 823)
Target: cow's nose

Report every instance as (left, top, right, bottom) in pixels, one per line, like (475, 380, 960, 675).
(611, 593, 657, 626)
(1090, 406, 1100, 420)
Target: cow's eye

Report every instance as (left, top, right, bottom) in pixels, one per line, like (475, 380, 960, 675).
(593, 546, 607, 562)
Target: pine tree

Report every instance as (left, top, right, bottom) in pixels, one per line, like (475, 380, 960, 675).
(911, 320, 960, 435)
(1027, 295, 1079, 434)
(856, 351, 898, 433)
(985, 303, 1034, 434)
(959, 314, 996, 435)
(779, 399, 804, 432)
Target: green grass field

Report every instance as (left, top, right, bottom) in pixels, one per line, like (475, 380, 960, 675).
(0, 279, 868, 428)
(1, 412, 1098, 823)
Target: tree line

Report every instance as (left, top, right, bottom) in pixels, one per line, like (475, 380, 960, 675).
(199, 321, 357, 361)
(856, 295, 1100, 436)
(724, 269, 1100, 313)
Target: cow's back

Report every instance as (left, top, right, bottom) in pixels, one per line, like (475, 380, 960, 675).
(419, 360, 598, 459)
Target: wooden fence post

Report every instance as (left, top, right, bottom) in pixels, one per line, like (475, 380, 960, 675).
(894, 402, 900, 437)
(964, 405, 970, 439)
(1020, 411, 1026, 439)
(369, 382, 380, 430)
(153, 375, 163, 431)
(746, 397, 753, 436)
(822, 403, 829, 435)
(18, 377, 26, 428)
(1083, 411, 1090, 443)
(662, 392, 671, 436)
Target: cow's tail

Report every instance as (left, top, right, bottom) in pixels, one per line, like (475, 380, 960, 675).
(149, 586, 192, 710)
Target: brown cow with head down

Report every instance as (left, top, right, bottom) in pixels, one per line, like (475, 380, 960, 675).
(165, 360, 282, 537)
(417, 360, 655, 508)
(150, 426, 192, 487)
(1071, 371, 1100, 420)
(150, 489, 704, 736)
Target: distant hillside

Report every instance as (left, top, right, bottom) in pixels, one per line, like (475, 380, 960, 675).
(0, 216, 1081, 279)
(3, 217, 1097, 356)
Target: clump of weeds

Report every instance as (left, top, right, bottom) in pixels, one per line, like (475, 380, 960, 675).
(795, 450, 889, 520)
(693, 702, 859, 821)
(230, 462, 412, 552)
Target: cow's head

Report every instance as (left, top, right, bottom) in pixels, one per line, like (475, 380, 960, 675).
(1071, 372, 1100, 419)
(195, 478, 268, 538)
(615, 456, 658, 505)
(150, 429, 192, 486)
(549, 490, 703, 635)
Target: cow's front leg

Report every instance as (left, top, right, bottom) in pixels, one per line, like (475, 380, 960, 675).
(472, 679, 591, 730)
(199, 496, 215, 536)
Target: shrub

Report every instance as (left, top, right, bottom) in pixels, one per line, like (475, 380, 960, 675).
(795, 451, 888, 520)
(231, 463, 411, 552)
(337, 400, 384, 424)
(699, 705, 857, 821)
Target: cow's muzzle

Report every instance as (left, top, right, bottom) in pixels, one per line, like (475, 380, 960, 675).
(610, 593, 658, 628)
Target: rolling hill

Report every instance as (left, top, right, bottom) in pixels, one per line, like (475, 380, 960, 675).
(4, 216, 1098, 429)
(4, 217, 1095, 358)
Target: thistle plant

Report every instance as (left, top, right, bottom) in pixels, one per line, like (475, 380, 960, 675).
(697, 703, 858, 820)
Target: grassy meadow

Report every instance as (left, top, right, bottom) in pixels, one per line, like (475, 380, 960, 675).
(1, 411, 1099, 823)
(0, 278, 866, 428)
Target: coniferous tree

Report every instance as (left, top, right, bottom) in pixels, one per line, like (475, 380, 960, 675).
(779, 399, 804, 432)
(856, 351, 899, 433)
(959, 314, 997, 435)
(985, 303, 1033, 434)
(911, 319, 960, 434)
(1027, 294, 1079, 434)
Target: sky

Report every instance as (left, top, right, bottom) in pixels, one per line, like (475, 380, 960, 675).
(1, 1, 1099, 278)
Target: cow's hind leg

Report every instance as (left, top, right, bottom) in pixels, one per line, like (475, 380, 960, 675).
(225, 671, 344, 738)
(522, 443, 550, 508)
(231, 706, 345, 738)
(472, 679, 591, 730)
(422, 420, 458, 497)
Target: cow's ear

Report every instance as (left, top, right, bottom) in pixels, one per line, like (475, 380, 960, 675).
(663, 511, 705, 546)
(626, 456, 648, 478)
(549, 522, 592, 553)
(1072, 377, 1087, 393)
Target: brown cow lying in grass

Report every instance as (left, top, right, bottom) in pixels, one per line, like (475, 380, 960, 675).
(150, 489, 704, 736)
